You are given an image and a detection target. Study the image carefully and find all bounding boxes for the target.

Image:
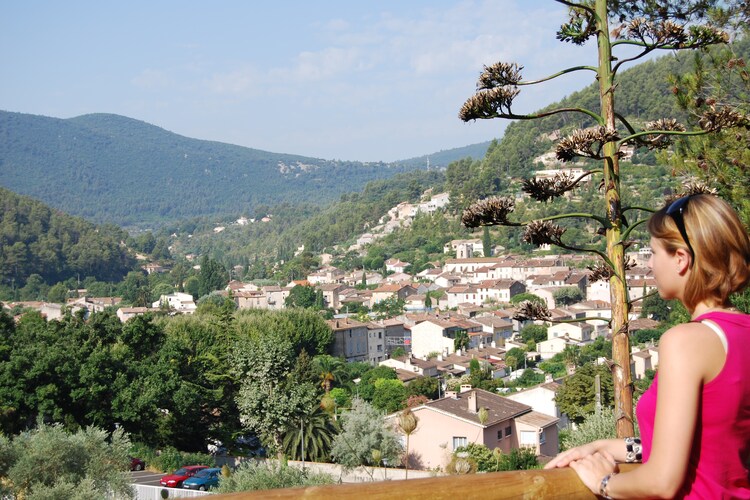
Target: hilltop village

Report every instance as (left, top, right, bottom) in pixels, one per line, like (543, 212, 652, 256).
(3, 186, 665, 471)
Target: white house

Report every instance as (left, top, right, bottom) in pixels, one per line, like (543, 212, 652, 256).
(153, 292, 196, 314)
(547, 321, 594, 342)
(506, 380, 570, 430)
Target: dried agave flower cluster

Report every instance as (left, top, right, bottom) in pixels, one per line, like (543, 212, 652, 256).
(513, 300, 551, 322)
(698, 107, 749, 132)
(639, 118, 687, 149)
(587, 263, 614, 283)
(461, 196, 517, 228)
(555, 126, 618, 162)
(522, 173, 578, 202)
(477, 62, 522, 90)
(459, 62, 523, 122)
(623, 18, 727, 48)
(459, 86, 520, 121)
(522, 220, 566, 247)
(587, 259, 637, 283)
(664, 182, 718, 204)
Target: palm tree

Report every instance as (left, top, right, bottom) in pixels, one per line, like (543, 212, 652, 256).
(562, 345, 581, 372)
(453, 329, 470, 353)
(282, 405, 339, 462)
(313, 354, 346, 394)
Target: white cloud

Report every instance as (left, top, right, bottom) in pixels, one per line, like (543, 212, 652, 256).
(293, 46, 365, 81)
(206, 66, 262, 95)
(130, 69, 173, 90)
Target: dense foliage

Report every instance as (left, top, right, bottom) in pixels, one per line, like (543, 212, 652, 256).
(0, 188, 135, 292)
(0, 423, 134, 499)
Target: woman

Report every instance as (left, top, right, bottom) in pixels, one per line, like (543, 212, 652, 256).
(545, 194, 750, 498)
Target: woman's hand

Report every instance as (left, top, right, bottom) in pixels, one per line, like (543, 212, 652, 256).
(569, 450, 619, 495)
(544, 441, 600, 469)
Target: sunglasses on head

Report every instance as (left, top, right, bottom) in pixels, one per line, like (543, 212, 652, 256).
(666, 195, 695, 267)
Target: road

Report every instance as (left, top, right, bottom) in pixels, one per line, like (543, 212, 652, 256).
(130, 469, 166, 487)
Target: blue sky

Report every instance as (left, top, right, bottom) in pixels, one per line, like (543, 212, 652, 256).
(1, 1, 603, 162)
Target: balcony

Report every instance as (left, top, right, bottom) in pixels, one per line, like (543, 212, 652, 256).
(214, 464, 638, 499)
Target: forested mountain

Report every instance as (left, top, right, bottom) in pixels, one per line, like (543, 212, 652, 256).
(0, 112, 484, 229)
(0, 187, 135, 293)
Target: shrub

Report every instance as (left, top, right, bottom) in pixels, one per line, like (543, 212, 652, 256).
(560, 407, 639, 451)
(143, 445, 215, 473)
(215, 460, 334, 493)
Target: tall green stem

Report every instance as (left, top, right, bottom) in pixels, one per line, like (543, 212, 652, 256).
(595, 0, 634, 438)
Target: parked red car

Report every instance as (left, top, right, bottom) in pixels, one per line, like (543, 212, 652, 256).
(159, 465, 208, 488)
(130, 456, 146, 471)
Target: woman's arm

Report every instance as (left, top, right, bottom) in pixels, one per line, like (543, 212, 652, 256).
(569, 322, 723, 498)
(544, 438, 630, 469)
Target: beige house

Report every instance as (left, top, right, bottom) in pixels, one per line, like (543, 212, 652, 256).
(234, 290, 268, 309)
(370, 283, 415, 307)
(394, 387, 559, 470)
(306, 266, 345, 285)
(117, 307, 149, 322)
(410, 318, 482, 359)
(261, 286, 290, 310)
(631, 346, 659, 380)
(318, 283, 347, 310)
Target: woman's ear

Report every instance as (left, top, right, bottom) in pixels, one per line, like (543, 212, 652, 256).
(674, 247, 693, 274)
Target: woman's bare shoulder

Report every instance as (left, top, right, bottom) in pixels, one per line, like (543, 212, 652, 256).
(658, 322, 726, 376)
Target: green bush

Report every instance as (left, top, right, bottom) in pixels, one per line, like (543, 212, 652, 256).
(134, 444, 215, 473)
(560, 407, 639, 451)
(215, 460, 334, 493)
(451, 443, 540, 472)
(3, 423, 134, 499)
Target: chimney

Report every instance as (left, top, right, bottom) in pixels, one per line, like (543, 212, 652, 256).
(467, 391, 478, 413)
(460, 384, 472, 393)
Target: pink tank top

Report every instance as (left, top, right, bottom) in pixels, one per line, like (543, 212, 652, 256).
(636, 312, 750, 498)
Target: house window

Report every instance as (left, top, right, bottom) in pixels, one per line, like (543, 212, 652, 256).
(379, 331, 383, 339)
(452, 436, 467, 450)
(497, 430, 503, 440)
(520, 430, 537, 446)
(505, 426, 512, 437)
(539, 430, 546, 445)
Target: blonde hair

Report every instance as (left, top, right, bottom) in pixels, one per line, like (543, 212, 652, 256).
(648, 194, 750, 311)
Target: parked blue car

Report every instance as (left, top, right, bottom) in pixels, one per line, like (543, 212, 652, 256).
(182, 467, 222, 491)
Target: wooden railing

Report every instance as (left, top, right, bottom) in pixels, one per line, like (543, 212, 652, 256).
(214, 464, 639, 499)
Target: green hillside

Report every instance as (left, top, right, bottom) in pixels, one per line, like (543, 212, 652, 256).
(0, 187, 135, 293)
(0, 112, 436, 229)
